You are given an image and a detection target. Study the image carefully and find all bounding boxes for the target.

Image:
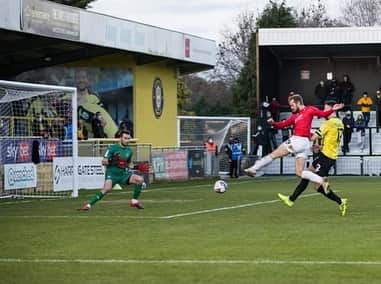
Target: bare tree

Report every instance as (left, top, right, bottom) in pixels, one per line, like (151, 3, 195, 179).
(297, 0, 346, 27)
(341, 0, 381, 26)
(212, 10, 256, 85)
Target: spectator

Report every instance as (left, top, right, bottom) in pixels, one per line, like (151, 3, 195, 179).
(77, 121, 85, 140)
(287, 91, 295, 100)
(267, 125, 278, 151)
(354, 114, 366, 152)
(32, 113, 49, 138)
(12, 100, 28, 136)
(120, 112, 134, 138)
(204, 136, 218, 176)
(356, 92, 373, 127)
(314, 80, 328, 107)
(92, 111, 105, 138)
(281, 120, 291, 142)
(229, 137, 242, 178)
(27, 95, 58, 118)
(260, 101, 271, 120)
(340, 75, 355, 110)
(270, 97, 281, 121)
(224, 136, 234, 178)
(375, 90, 381, 132)
(252, 125, 266, 157)
(327, 79, 340, 102)
(342, 111, 354, 154)
(82, 124, 89, 140)
(261, 104, 276, 154)
(51, 119, 65, 140)
(116, 118, 133, 139)
(63, 117, 73, 141)
(0, 118, 5, 134)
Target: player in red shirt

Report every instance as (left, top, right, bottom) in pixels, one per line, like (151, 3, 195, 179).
(245, 94, 343, 181)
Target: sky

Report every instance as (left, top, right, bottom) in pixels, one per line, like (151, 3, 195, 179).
(90, 0, 342, 43)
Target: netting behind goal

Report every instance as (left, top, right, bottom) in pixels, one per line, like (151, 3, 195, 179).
(177, 116, 251, 174)
(0, 80, 78, 199)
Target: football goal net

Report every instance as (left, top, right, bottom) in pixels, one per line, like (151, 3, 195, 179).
(177, 116, 251, 174)
(0, 80, 78, 199)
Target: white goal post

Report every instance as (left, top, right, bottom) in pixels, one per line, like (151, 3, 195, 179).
(177, 116, 251, 175)
(0, 80, 78, 198)
(177, 115, 251, 152)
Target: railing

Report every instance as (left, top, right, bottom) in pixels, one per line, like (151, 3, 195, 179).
(256, 155, 381, 177)
(0, 115, 65, 137)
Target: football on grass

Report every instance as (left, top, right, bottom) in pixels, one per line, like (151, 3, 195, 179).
(214, 180, 227, 193)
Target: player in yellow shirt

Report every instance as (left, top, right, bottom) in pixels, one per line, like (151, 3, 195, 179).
(278, 100, 348, 216)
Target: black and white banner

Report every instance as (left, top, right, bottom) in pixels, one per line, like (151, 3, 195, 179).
(53, 157, 104, 192)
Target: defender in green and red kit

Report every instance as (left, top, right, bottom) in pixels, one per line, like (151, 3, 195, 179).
(79, 130, 146, 210)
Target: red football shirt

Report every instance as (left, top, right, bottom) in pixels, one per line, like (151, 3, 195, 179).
(272, 106, 333, 138)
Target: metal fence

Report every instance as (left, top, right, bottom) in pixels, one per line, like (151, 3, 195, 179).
(260, 155, 381, 176)
(80, 141, 381, 180)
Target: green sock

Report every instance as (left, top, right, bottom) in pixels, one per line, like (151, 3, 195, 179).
(89, 191, 105, 206)
(133, 184, 142, 199)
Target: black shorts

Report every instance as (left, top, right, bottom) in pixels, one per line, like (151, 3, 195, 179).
(312, 152, 335, 177)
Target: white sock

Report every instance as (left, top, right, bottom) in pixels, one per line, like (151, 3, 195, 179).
(131, 199, 138, 204)
(301, 171, 323, 184)
(253, 155, 273, 170)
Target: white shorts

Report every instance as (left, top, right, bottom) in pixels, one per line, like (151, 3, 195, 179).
(282, 136, 310, 159)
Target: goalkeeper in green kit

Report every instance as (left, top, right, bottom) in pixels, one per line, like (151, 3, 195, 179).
(79, 130, 146, 210)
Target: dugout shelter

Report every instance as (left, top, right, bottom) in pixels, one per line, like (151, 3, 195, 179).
(256, 27, 381, 174)
(257, 27, 381, 107)
(0, 0, 216, 147)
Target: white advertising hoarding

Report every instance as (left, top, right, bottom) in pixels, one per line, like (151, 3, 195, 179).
(53, 157, 105, 192)
(4, 163, 37, 190)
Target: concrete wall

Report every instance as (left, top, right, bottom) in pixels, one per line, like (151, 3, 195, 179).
(134, 62, 177, 147)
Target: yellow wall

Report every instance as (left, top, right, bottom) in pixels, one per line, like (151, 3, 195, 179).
(66, 53, 178, 147)
(134, 63, 177, 147)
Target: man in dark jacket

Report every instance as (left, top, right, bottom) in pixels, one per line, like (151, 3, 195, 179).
(340, 75, 355, 110)
(376, 90, 381, 132)
(224, 136, 234, 177)
(92, 111, 106, 138)
(314, 80, 328, 107)
(342, 111, 354, 154)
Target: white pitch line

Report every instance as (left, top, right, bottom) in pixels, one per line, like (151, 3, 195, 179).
(0, 192, 322, 220)
(115, 178, 297, 195)
(160, 192, 321, 219)
(0, 215, 160, 219)
(0, 200, 32, 205)
(0, 258, 380, 266)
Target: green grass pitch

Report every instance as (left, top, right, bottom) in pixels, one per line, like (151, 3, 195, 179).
(0, 176, 381, 284)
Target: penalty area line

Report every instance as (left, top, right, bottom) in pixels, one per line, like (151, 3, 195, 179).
(160, 192, 321, 219)
(0, 258, 380, 266)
